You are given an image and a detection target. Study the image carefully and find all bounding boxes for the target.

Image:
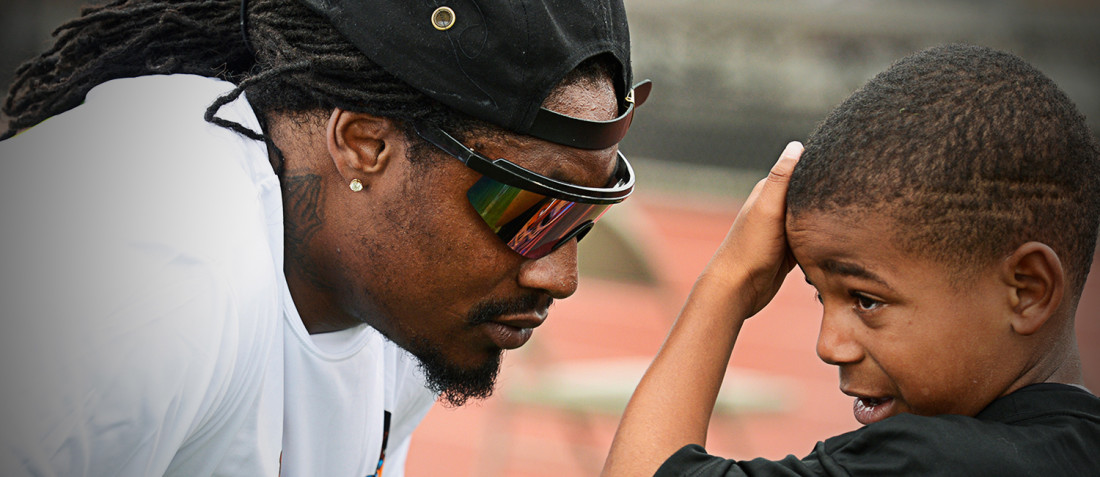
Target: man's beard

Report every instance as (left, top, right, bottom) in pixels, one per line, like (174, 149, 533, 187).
(409, 340, 502, 407)
(406, 294, 543, 407)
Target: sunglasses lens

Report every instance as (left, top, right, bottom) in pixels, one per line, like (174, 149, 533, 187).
(467, 176, 612, 259)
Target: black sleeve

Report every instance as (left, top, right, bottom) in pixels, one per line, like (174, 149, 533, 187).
(652, 411, 1072, 477)
(655, 442, 847, 477)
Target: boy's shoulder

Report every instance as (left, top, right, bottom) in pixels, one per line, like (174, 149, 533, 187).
(974, 382, 1100, 423)
(821, 383, 1100, 476)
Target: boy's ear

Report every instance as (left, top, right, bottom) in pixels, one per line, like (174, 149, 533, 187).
(324, 108, 402, 183)
(1002, 242, 1065, 336)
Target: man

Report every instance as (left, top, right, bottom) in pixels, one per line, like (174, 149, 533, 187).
(0, 0, 649, 475)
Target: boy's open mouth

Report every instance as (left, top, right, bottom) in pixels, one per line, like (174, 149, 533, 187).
(853, 396, 896, 425)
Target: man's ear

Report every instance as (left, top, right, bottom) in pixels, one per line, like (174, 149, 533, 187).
(1002, 242, 1065, 336)
(325, 108, 402, 183)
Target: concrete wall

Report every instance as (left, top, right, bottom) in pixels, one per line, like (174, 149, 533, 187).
(621, 0, 1100, 170)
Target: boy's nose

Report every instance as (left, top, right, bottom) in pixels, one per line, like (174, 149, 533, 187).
(816, 309, 863, 365)
(516, 238, 580, 299)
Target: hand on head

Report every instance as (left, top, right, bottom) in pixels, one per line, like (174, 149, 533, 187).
(602, 141, 804, 477)
(701, 141, 802, 318)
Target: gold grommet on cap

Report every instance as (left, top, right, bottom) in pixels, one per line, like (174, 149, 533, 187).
(431, 6, 455, 30)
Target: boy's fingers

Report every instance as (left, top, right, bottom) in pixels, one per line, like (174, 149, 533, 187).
(765, 141, 803, 186)
(745, 141, 803, 207)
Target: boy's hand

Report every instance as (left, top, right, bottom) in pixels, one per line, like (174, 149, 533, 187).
(602, 142, 804, 477)
(701, 141, 802, 318)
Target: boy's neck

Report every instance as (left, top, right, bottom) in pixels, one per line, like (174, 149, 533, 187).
(1035, 337, 1084, 387)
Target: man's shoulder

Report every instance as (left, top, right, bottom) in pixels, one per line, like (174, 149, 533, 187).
(10, 74, 262, 168)
(85, 74, 238, 113)
(1, 73, 282, 323)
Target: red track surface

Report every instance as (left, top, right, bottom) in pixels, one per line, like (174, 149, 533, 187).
(407, 192, 1100, 476)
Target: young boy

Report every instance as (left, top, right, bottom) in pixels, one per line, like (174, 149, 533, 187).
(603, 44, 1100, 476)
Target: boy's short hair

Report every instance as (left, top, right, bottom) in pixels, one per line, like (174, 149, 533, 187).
(788, 44, 1100, 298)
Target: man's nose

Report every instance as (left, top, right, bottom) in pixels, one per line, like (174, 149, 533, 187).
(517, 238, 580, 299)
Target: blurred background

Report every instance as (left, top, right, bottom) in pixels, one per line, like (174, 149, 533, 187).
(2, 0, 1098, 475)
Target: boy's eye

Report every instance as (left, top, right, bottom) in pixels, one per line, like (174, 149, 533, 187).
(854, 293, 882, 311)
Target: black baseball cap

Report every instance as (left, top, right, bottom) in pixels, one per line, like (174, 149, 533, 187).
(298, 0, 650, 149)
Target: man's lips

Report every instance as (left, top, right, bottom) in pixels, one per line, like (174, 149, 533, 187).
(482, 311, 547, 350)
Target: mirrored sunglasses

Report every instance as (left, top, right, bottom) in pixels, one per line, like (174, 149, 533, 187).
(414, 123, 635, 259)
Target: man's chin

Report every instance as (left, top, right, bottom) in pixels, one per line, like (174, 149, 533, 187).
(408, 338, 503, 407)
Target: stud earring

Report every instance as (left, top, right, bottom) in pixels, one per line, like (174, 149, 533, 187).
(349, 178, 363, 192)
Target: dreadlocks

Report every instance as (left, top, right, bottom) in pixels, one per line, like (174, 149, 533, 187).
(2, 0, 470, 165)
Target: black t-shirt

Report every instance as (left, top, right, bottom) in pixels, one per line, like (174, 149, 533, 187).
(656, 383, 1100, 476)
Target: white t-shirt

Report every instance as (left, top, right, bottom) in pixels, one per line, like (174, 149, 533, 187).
(0, 74, 436, 476)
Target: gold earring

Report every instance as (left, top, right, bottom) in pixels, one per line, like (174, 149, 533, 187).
(349, 178, 363, 192)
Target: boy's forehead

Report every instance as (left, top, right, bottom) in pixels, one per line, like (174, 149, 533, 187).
(787, 208, 895, 245)
(787, 208, 983, 289)
(787, 210, 910, 273)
